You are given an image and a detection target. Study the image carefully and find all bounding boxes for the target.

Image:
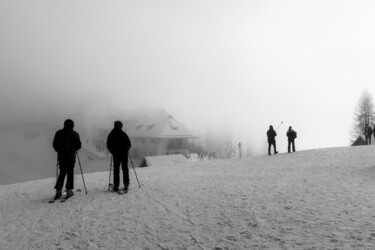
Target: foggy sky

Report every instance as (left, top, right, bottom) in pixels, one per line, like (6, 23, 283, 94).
(1, 0, 374, 154)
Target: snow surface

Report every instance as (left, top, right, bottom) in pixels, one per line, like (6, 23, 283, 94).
(2, 146, 375, 249)
(143, 154, 189, 167)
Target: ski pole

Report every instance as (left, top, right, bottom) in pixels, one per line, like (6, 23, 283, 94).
(108, 154, 113, 191)
(275, 121, 283, 131)
(76, 153, 88, 195)
(129, 154, 141, 188)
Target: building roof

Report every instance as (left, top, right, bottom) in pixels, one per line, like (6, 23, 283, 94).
(125, 108, 195, 139)
(351, 135, 367, 146)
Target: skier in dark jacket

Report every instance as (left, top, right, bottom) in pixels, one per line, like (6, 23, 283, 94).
(107, 120, 132, 192)
(52, 119, 82, 199)
(286, 126, 297, 153)
(267, 125, 278, 155)
(365, 124, 373, 145)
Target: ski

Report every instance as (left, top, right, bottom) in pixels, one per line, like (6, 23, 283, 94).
(47, 190, 67, 203)
(60, 189, 82, 202)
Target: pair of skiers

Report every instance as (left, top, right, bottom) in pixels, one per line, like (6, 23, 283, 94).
(52, 119, 131, 200)
(266, 125, 297, 155)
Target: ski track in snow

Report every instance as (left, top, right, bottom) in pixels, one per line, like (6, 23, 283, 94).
(1, 146, 375, 249)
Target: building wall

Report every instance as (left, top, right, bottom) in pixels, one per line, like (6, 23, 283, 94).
(130, 137, 154, 158)
(130, 137, 192, 159)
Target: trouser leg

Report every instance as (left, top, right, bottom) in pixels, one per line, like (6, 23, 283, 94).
(113, 155, 121, 188)
(55, 165, 66, 190)
(292, 140, 296, 152)
(66, 159, 75, 190)
(273, 142, 277, 153)
(288, 141, 291, 153)
(268, 143, 271, 155)
(56, 158, 75, 190)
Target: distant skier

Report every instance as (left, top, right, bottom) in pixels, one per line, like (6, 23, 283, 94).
(107, 121, 132, 192)
(267, 125, 278, 155)
(52, 119, 82, 200)
(198, 152, 204, 160)
(365, 124, 372, 145)
(286, 126, 297, 153)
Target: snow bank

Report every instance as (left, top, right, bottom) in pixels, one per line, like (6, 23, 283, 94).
(189, 153, 200, 162)
(140, 154, 189, 167)
(1, 146, 375, 249)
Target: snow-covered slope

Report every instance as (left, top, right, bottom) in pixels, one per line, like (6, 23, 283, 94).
(1, 146, 375, 249)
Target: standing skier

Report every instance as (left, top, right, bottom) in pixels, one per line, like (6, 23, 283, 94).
(52, 119, 82, 200)
(267, 125, 278, 155)
(286, 126, 297, 153)
(365, 124, 373, 145)
(107, 121, 132, 192)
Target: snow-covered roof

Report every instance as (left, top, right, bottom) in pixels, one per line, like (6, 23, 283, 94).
(125, 108, 195, 138)
(352, 135, 367, 146)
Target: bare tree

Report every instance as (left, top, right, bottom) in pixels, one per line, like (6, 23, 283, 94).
(350, 89, 375, 143)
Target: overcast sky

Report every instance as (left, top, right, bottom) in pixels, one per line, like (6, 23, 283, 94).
(1, 0, 374, 154)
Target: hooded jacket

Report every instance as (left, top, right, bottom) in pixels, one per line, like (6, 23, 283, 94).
(53, 124, 82, 160)
(286, 129, 297, 141)
(267, 127, 277, 143)
(106, 128, 131, 155)
(365, 126, 373, 136)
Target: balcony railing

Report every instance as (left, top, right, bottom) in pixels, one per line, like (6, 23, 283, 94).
(166, 143, 195, 151)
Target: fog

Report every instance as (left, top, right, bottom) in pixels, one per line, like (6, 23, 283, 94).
(1, 0, 374, 155)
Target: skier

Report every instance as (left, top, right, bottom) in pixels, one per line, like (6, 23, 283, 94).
(267, 125, 278, 155)
(106, 120, 132, 193)
(52, 119, 82, 200)
(286, 126, 297, 153)
(365, 124, 372, 145)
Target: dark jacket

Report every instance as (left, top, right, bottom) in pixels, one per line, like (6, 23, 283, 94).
(366, 126, 373, 137)
(267, 128, 277, 143)
(287, 129, 297, 141)
(106, 128, 131, 155)
(53, 127, 81, 160)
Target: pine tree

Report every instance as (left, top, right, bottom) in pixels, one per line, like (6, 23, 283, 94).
(350, 89, 375, 143)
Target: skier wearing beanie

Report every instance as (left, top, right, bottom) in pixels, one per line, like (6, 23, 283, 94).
(52, 119, 82, 200)
(107, 121, 132, 193)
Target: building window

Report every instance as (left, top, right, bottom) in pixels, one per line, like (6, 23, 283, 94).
(167, 138, 183, 149)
